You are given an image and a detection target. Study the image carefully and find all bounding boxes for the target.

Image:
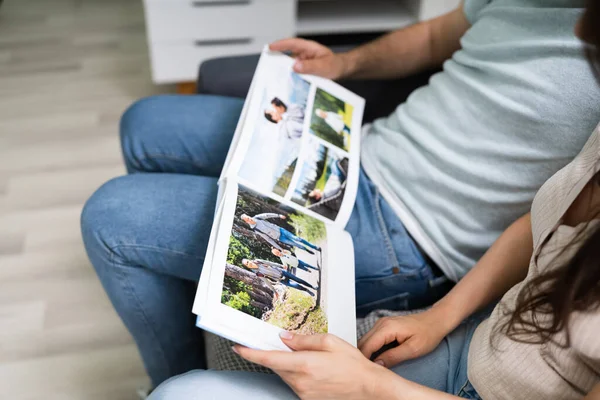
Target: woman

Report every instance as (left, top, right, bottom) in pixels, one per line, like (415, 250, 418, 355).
(148, 2, 600, 399)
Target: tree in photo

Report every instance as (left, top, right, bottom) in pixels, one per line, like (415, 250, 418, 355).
(222, 263, 277, 318)
(291, 146, 328, 206)
(273, 158, 297, 197)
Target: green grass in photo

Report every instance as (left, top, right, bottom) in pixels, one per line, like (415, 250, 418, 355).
(265, 288, 327, 334)
(310, 88, 353, 152)
(288, 213, 327, 243)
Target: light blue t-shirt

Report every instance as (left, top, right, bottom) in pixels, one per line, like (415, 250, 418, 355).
(361, 0, 600, 281)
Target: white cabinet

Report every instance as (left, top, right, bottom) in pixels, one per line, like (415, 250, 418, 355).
(142, 0, 460, 84)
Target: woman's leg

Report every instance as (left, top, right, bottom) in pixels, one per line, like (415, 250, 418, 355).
(281, 270, 317, 289)
(278, 229, 321, 251)
(347, 169, 454, 317)
(148, 371, 297, 400)
(298, 259, 319, 271)
(82, 94, 244, 387)
(387, 312, 486, 398)
(283, 281, 315, 296)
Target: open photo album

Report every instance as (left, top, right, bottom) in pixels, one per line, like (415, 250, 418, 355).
(193, 48, 365, 351)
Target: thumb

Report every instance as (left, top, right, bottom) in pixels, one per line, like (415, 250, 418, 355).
(293, 58, 338, 79)
(374, 336, 423, 368)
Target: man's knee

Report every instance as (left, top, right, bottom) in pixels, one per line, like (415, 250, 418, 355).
(81, 175, 135, 257)
(119, 95, 174, 159)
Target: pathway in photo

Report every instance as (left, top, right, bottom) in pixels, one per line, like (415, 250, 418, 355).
(293, 243, 327, 312)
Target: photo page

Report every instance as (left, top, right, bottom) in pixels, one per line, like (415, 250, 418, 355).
(222, 50, 364, 228)
(194, 181, 356, 351)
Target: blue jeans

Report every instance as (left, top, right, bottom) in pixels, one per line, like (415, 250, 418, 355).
(278, 228, 320, 252)
(148, 313, 486, 400)
(81, 95, 452, 386)
(297, 260, 318, 272)
(280, 270, 315, 290)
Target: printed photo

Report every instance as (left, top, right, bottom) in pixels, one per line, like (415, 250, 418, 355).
(239, 72, 311, 195)
(291, 138, 349, 221)
(221, 185, 328, 334)
(309, 88, 354, 152)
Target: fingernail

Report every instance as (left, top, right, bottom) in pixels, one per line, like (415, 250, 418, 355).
(279, 331, 294, 340)
(294, 61, 303, 71)
(231, 346, 239, 354)
(375, 360, 385, 367)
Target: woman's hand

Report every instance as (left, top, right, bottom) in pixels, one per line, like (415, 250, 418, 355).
(269, 39, 354, 80)
(235, 332, 392, 400)
(358, 309, 453, 368)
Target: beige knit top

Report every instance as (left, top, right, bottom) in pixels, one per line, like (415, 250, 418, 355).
(468, 124, 600, 400)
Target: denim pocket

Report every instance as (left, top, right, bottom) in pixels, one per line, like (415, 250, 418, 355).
(457, 380, 482, 400)
(355, 272, 430, 317)
(356, 291, 410, 316)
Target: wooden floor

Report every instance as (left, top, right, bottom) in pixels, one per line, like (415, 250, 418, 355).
(0, 1, 174, 398)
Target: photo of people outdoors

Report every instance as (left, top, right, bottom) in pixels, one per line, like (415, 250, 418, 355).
(221, 185, 328, 334)
(291, 137, 349, 221)
(309, 88, 354, 152)
(239, 72, 311, 196)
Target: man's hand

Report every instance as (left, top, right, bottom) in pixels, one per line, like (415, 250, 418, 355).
(235, 332, 394, 400)
(358, 310, 452, 368)
(269, 39, 352, 80)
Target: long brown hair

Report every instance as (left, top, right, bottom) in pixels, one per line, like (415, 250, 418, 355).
(499, 3, 600, 346)
(500, 224, 600, 346)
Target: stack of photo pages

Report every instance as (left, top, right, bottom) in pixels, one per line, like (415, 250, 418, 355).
(193, 48, 365, 351)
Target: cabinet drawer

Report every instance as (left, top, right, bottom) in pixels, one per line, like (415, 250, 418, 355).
(144, 0, 295, 44)
(149, 38, 268, 84)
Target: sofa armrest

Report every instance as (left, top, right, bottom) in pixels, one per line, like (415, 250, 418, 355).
(197, 54, 261, 99)
(197, 55, 438, 123)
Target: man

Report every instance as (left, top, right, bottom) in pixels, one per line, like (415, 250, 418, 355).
(264, 97, 305, 139)
(271, 247, 319, 273)
(308, 158, 347, 203)
(82, 0, 600, 387)
(241, 258, 318, 296)
(240, 213, 321, 254)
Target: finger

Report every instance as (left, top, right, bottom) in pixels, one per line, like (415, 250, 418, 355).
(374, 337, 423, 367)
(234, 345, 303, 371)
(357, 317, 389, 350)
(293, 58, 335, 78)
(357, 318, 387, 349)
(280, 332, 344, 352)
(269, 38, 314, 54)
(358, 325, 404, 359)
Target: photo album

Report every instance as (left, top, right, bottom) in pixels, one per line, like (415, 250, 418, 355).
(193, 48, 365, 351)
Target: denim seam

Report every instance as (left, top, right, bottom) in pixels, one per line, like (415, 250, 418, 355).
(111, 243, 205, 260)
(140, 153, 216, 173)
(457, 378, 480, 399)
(110, 250, 173, 380)
(372, 187, 401, 271)
(457, 379, 469, 396)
